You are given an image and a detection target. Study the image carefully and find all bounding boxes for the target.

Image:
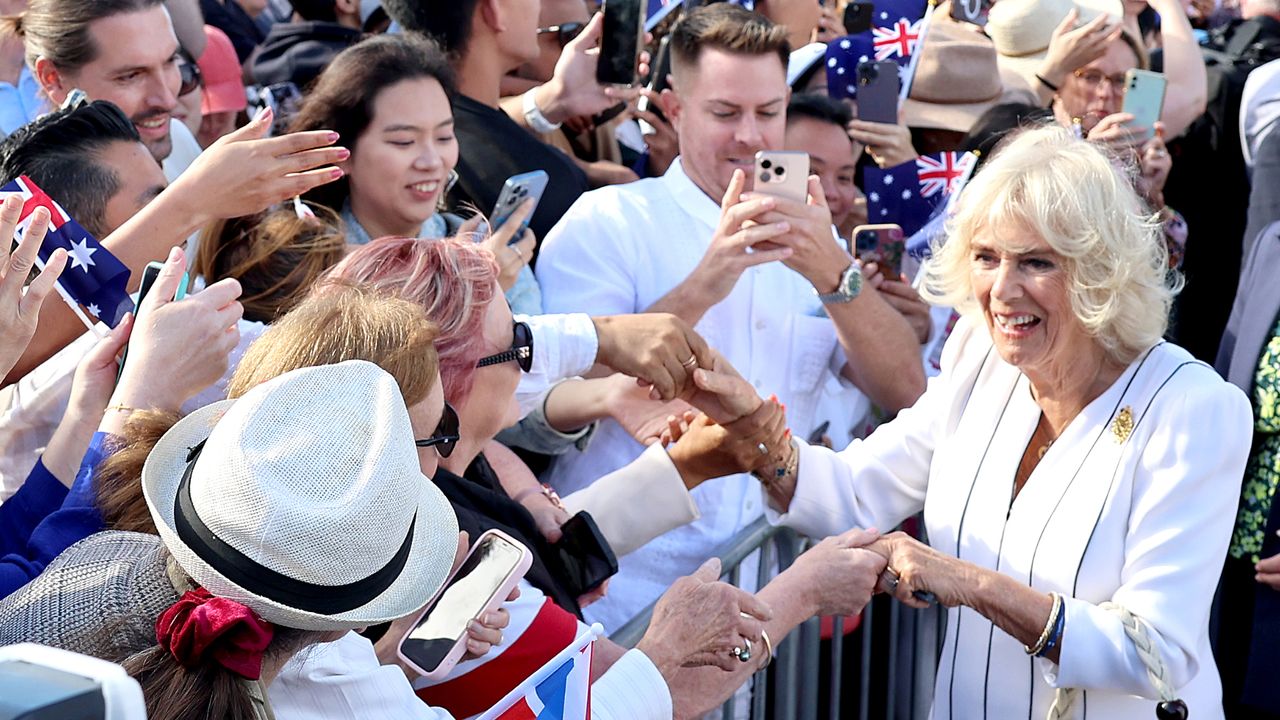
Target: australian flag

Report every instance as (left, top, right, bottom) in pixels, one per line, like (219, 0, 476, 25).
(828, 0, 927, 101)
(2, 176, 131, 326)
(866, 151, 976, 239)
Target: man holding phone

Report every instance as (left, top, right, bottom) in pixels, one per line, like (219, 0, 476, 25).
(536, 4, 924, 631)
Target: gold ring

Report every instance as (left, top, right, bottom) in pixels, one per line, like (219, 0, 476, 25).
(681, 355, 697, 369)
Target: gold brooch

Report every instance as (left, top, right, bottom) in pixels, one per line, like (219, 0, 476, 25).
(1110, 406, 1134, 443)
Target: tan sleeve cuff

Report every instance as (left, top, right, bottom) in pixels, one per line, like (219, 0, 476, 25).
(561, 443, 700, 557)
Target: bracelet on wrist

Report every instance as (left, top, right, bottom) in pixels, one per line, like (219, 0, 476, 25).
(1035, 73, 1059, 92)
(511, 483, 566, 511)
(105, 404, 143, 415)
(1025, 592, 1064, 656)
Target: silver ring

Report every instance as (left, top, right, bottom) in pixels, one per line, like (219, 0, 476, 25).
(681, 355, 697, 369)
(756, 442, 769, 456)
(880, 567, 900, 593)
(1150, 148, 1168, 158)
(730, 637, 753, 663)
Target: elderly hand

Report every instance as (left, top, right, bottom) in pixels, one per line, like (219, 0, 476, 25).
(111, 248, 242, 413)
(878, 277, 931, 344)
(0, 200, 66, 380)
(780, 528, 886, 617)
(461, 596, 515, 660)
(536, 13, 648, 125)
(167, 107, 346, 225)
(745, 177, 851, 294)
(592, 312, 715, 401)
(459, 203, 537, 292)
(667, 404, 789, 490)
(636, 558, 773, 675)
(684, 350, 764, 424)
(866, 531, 973, 609)
(1137, 123, 1171, 208)
(847, 111, 917, 169)
(1038, 9, 1124, 89)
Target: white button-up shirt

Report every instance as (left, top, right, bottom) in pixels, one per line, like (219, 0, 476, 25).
(535, 157, 868, 630)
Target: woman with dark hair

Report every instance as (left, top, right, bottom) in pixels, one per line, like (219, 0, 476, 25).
(291, 32, 538, 310)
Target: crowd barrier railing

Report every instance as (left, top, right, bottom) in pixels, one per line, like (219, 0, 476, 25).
(609, 516, 946, 719)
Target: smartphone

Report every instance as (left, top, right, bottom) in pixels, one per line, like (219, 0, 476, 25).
(856, 61, 900, 124)
(596, 0, 644, 87)
(636, 35, 671, 122)
(553, 512, 619, 597)
(490, 170, 549, 241)
(398, 530, 532, 681)
(843, 1, 874, 34)
(851, 224, 905, 278)
(1121, 69, 1166, 141)
(116, 261, 189, 380)
(753, 151, 810, 203)
(949, 0, 990, 26)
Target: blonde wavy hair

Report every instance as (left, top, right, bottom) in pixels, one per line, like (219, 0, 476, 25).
(921, 124, 1179, 365)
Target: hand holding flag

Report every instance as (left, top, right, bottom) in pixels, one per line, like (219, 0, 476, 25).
(0, 194, 66, 379)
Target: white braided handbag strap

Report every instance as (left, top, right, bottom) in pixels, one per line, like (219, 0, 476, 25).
(1045, 602, 1177, 720)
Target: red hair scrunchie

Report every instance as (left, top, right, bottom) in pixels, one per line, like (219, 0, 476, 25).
(156, 587, 275, 680)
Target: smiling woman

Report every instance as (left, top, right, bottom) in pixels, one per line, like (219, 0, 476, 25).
(753, 123, 1252, 719)
(291, 33, 461, 244)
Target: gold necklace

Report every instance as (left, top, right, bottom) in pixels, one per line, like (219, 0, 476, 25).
(1037, 439, 1054, 459)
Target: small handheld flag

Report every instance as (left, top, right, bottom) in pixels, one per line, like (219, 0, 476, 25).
(1, 175, 131, 329)
(478, 624, 601, 720)
(867, 151, 978, 238)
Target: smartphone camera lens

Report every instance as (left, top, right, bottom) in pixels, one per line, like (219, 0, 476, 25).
(774, 166, 785, 176)
(761, 159, 772, 169)
(759, 172, 771, 183)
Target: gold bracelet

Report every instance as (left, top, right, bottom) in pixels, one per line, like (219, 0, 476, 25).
(1024, 592, 1062, 656)
(756, 629, 773, 671)
(752, 437, 799, 488)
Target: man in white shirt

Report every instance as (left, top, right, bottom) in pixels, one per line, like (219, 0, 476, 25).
(535, 4, 924, 630)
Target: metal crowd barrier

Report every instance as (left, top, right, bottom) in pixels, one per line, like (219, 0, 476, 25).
(610, 516, 946, 719)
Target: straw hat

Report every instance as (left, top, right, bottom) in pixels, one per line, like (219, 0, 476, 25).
(903, 21, 1037, 133)
(141, 360, 459, 631)
(986, 0, 1124, 90)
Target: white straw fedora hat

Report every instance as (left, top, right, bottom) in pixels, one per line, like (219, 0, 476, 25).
(987, 0, 1123, 89)
(141, 360, 459, 631)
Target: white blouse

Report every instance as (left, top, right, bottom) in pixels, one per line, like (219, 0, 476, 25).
(772, 318, 1252, 720)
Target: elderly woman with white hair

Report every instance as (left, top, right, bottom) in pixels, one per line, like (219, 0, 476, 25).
(721, 124, 1251, 719)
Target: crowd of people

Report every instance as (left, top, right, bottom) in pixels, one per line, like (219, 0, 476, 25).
(0, 0, 1277, 718)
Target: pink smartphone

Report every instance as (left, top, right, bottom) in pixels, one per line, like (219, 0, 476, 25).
(397, 529, 532, 681)
(851, 223, 905, 278)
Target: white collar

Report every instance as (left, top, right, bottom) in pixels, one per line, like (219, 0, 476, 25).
(662, 157, 722, 230)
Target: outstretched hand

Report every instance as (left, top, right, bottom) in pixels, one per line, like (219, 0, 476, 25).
(0, 197, 65, 380)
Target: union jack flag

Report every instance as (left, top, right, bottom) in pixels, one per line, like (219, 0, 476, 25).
(872, 19, 922, 61)
(915, 152, 976, 198)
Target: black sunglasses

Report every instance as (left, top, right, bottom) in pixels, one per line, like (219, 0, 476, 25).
(415, 402, 459, 458)
(476, 321, 533, 373)
(179, 61, 202, 96)
(537, 21, 587, 47)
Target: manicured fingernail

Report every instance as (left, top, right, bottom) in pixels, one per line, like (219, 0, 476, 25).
(330, 168, 344, 179)
(327, 131, 340, 142)
(168, 246, 182, 262)
(335, 147, 351, 160)
(253, 106, 271, 122)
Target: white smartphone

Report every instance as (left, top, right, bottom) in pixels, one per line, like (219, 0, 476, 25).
(753, 151, 810, 203)
(397, 530, 532, 681)
(1121, 69, 1166, 141)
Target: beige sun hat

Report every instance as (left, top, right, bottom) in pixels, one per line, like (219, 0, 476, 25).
(141, 359, 459, 631)
(903, 20, 1037, 133)
(986, 0, 1124, 90)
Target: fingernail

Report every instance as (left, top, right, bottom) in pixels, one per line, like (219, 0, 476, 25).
(253, 106, 272, 122)
(335, 147, 351, 160)
(776, 222, 789, 231)
(167, 246, 182, 262)
(330, 168, 344, 179)
(327, 131, 340, 142)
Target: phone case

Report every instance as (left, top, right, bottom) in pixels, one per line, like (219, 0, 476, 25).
(850, 224, 905, 277)
(856, 61, 900, 125)
(949, 0, 990, 27)
(490, 170, 549, 239)
(554, 512, 619, 597)
(754, 151, 810, 204)
(597, 0, 644, 86)
(397, 530, 532, 682)
(1121, 69, 1166, 141)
